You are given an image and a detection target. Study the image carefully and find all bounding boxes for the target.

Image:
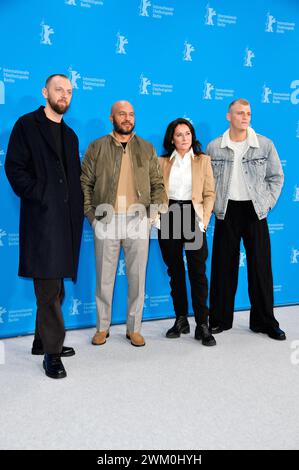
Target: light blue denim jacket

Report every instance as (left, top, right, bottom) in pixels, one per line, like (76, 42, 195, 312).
(206, 128, 284, 220)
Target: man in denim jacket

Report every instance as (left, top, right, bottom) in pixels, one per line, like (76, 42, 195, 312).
(206, 98, 285, 340)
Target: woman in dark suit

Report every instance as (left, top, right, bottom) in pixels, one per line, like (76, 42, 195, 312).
(158, 118, 216, 346)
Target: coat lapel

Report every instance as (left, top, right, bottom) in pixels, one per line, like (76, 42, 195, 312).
(35, 106, 60, 158)
(34, 106, 77, 181)
(61, 122, 76, 176)
(162, 157, 174, 196)
(163, 154, 202, 198)
(191, 156, 199, 198)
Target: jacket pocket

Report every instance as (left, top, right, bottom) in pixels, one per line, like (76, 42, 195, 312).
(211, 159, 224, 178)
(248, 157, 267, 181)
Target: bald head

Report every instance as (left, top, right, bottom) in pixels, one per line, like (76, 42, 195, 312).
(110, 100, 135, 138)
(110, 100, 134, 116)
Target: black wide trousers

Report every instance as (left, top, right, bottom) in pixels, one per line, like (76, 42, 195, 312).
(158, 200, 209, 325)
(209, 200, 279, 331)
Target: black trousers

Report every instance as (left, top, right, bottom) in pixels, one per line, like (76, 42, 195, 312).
(209, 200, 279, 331)
(33, 279, 66, 354)
(158, 200, 209, 325)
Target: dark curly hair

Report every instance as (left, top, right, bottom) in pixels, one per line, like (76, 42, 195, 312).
(163, 118, 203, 157)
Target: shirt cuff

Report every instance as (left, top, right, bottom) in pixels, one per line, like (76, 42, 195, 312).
(198, 221, 205, 233)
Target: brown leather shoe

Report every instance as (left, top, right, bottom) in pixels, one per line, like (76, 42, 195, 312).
(126, 332, 145, 347)
(92, 330, 109, 346)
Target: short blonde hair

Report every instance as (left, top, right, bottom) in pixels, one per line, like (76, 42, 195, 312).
(228, 98, 250, 111)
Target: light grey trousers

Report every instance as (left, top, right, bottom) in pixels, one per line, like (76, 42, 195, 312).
(93, 214, 150, 333)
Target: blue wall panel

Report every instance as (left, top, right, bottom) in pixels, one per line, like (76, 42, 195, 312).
(0, 0, 298, 337)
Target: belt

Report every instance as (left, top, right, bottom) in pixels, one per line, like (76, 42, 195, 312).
(169, 199, 192, 206)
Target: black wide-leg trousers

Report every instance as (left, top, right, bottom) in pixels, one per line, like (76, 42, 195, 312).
(209, 200, 279, 331)
(33, 279, 66, 354)
(158, 200, 209, 325)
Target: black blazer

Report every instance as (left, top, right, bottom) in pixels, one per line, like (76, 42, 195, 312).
(5, 106, 84, 280)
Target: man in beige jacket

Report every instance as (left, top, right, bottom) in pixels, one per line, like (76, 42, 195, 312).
(81, 101, 167, 347)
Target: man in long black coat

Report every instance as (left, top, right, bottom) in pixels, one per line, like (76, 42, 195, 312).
(5, 74, 84, 379)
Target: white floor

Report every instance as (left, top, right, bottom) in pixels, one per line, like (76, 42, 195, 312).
(0, 306, 298, 450)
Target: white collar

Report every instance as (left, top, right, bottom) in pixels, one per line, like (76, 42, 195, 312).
(170, 147, 195, 161)
(220, 127, 260, 149)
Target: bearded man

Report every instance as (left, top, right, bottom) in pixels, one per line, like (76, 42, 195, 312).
(81, 100, 167, 347)
(5, 74, 84, 379)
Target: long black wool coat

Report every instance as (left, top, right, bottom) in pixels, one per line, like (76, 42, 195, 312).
(5, 106, 84, 280)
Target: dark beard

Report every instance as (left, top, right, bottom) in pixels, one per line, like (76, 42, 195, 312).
(112, 118, 135, 135)
(48, 97, 69, 115)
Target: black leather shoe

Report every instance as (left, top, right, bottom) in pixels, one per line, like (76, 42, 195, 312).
(195, 324, 216, 346)
(32, 340, 75, 357)
(251, 326, 286, 341)
(60, 346, 75, 357)
(166, 315, 190, 338)
(43, 354, 67, 379)
(209, 325, 223, 335)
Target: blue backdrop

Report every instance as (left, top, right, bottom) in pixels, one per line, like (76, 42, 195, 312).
(0, 0, 298, 338)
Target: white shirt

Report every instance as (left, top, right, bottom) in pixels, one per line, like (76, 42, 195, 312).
(167, 148, 205, 232)
(168, 148, 194, 200)
(227, 137, 251, 201)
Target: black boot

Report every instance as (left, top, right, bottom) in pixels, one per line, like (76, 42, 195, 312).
(43, 353, 67, 379)
(195, 323, 216, 346)
(166, 315, 190, 338)
(32, 339, 75, 357)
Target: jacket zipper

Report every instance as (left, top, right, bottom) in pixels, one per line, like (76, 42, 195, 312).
(127, 141, 141, 198)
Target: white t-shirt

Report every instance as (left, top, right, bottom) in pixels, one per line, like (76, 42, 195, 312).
(228, 138, 251, 201)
